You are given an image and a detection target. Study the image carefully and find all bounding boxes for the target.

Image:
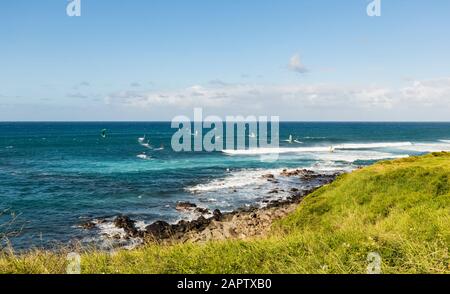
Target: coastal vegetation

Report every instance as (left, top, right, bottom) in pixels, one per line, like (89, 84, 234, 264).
(1, 152, 449, 274)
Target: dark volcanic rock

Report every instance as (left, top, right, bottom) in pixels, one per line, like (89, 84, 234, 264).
(194, 207, 210, 214)
(190, 216, 210, 230)
(175, 220, 190, 233)
(213, 209, 223, 221)
(289, 193, 303, 202)
(176, 201, 197, 211)
(281, 168, 318, 178)
(114, 215, 138, 237)
(143, 212, 220, 241)
(300, 172, 320, 180)
(145, 221, 173, 239)
(96, 170, 343, 244)
(81, 221, 96, 230)
(280, 169, 302, 177)
(267, 200, 283, 208)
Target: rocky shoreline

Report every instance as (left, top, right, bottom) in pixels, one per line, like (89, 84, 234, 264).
(80, 169, 341, 247)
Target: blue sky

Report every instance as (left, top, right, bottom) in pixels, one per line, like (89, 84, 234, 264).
(1, 0, 450, 121)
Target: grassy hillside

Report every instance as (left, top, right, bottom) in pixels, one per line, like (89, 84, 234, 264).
(1, 152, 449, 274)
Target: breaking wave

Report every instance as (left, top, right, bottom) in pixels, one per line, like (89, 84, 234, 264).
(222, 142, 413, 155)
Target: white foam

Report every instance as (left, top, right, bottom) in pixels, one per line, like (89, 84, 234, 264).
(310, 161, 355, 173)
(222, 142, 413, 156)
(334, 142, 413, 149)
(96, 221, 127, 239)
(312, 150, 408, 163)
(186, 168, 282, 193)
(439, 140, 450, 143)
(222, 147, 330, 155)
(186, 160, 357, 196)
(135, 220, 149, 231)
(80, 219, 149, 250)
(396, 142, 450, 153)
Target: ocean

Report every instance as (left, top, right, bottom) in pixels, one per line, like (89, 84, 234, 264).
(1, 122, 450, 250)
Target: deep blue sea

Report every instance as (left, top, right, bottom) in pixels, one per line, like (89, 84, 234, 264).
(1, 122, 450, 250)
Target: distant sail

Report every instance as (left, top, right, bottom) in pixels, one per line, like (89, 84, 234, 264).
(138, 135, 152, 149)
(153, 143, 165, 151)
(286, 135, 293, 144)
(138, 135, 146, 143)
(101, 129, 107, 138)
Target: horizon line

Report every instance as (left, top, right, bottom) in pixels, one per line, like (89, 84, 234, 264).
(1, 121, 450, 123)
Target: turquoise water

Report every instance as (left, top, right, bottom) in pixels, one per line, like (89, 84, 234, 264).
(1, 122, 450, 249)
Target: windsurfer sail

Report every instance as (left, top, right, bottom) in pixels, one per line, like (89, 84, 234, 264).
(284, 135, 293, 144)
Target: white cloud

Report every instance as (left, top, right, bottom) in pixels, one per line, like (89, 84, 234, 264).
(104, 77, 450, 119)
(400, 77, 450, 106)
(288, 53, 308, 74)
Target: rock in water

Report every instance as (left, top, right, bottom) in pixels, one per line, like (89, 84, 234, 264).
(114, 215, 138, 237)
(176, 201, 197, 211)
(194, 207, 210, 214)
(80, 221, 96, 230)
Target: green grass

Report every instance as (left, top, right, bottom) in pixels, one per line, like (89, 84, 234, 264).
(1, 152, 449, 274)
